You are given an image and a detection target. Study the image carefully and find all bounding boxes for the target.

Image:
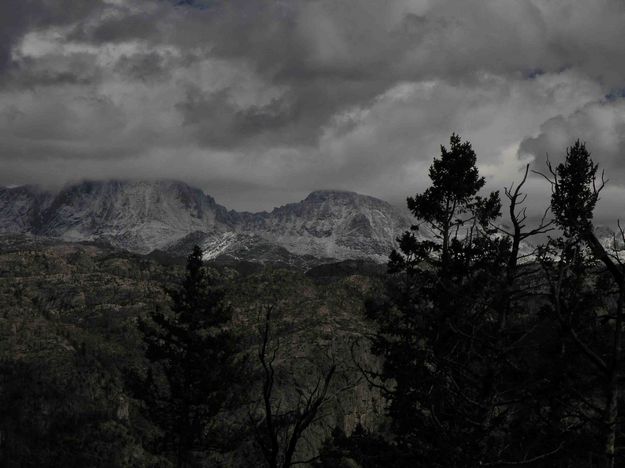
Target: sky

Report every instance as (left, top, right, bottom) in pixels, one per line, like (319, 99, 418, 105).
(2, 0, 625, 218)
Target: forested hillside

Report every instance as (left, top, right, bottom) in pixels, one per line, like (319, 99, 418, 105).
(0, 237, 383, 466)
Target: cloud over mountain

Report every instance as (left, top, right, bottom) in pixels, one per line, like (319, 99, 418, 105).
(1, 0, 625, 220)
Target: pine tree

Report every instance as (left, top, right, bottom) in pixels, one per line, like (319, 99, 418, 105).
(138, 245, 242, 467)
(541, 141, 625, 468)
(364, 135, 561, 466)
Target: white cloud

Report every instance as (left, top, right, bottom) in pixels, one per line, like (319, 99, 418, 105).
(2, 0, 625, 215)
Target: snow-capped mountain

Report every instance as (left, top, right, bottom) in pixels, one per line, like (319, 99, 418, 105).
(34, 180, 233, 253)
(0, 181, 411, 262)
(232, 190, 410, 261)
(594, 226, 625, 251)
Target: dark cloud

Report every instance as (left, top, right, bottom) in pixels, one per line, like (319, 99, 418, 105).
(0, 0, 106, 72)
(66, 9, 161, 44)
(2, 0, 625, 212)
(519, 98, 625, 177)
(114, 51, 171, 82)
(1, 53, 100, 90)
(177, 86, 297, 141)
(147, 0, 625, 153)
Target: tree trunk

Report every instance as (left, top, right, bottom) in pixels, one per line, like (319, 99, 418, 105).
(604, 288, 623, 468)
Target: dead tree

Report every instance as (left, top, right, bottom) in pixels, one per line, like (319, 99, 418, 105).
(494, 163, 554, 326)
(250, 304, 336, 468)
(472, 163, 560, 464)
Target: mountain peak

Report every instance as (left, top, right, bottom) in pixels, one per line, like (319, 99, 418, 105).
(304, 189, 370, 202)
(0, 179, 410, 261)
(306, 189, 358, 197)
(302, 190, 397, 210)
(61, 178, 202, 193)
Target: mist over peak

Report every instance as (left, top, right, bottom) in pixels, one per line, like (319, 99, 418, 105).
(0, 179, 410, 262)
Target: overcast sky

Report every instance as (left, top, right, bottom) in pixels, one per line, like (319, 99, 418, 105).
(2, 0, 625, 217)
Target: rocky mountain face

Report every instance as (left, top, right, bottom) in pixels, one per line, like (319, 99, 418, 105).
(37, 180, 232, 253)
(0, 181, 411, 263)
(233, 190, 409, 261)
(0, 185, 53, 234)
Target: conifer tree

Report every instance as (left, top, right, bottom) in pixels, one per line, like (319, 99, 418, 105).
(541, 141, 624, 468)
(362, 135, 560, 466)
(138, 245, 242, 467)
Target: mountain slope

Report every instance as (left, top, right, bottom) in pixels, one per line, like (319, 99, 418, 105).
(36, 180, 232, 253)
(0, 181, 410, 261)
(0, 185, 53, 234)
(233, 190, 410, 261)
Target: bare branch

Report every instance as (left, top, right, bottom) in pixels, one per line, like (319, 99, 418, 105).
(479, 442, 564, 466)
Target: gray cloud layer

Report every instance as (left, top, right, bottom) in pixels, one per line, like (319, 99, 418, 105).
(1, 0, 625, 218)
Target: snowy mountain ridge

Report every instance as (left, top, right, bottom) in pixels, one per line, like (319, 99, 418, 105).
(0, 181, 411, 263)
(3, 180, 621, 265)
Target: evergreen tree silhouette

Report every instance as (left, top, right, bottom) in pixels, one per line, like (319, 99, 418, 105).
(358, 135, 562, 466)
(541, 141, 625, 468)
(138, 245, 242, 467)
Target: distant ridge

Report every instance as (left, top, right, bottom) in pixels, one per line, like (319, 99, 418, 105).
(0, 180, 411, 263)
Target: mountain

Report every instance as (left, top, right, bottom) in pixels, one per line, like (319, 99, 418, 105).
(0, 185, 52, 234)
(232, 190, 410, 261)
(35, 180, 232, 253)
(0, 181, 411, 262)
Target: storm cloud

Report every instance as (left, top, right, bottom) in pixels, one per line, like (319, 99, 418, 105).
(1, 0, 625, 217)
